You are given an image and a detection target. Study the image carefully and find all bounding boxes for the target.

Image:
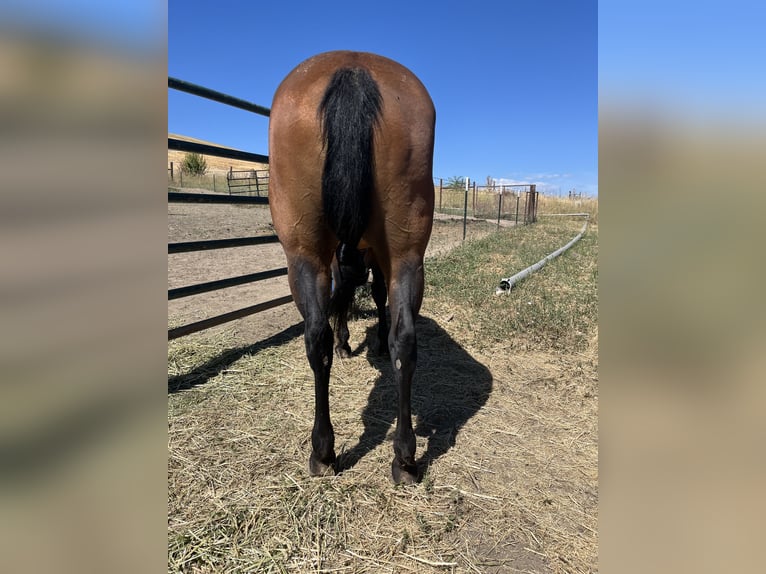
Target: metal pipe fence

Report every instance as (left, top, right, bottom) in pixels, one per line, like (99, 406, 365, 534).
(168, 77, 291, 341)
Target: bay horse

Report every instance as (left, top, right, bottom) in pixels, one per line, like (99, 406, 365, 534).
(268, 51, 435, 484)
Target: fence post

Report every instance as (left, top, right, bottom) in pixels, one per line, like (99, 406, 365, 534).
(497, 190, 503, 228)
(524, 189, 529, 224)
(515, 194, 520, 226)
(472, 181, 476, 216)
(213, 173, 216, 192)
(462, 184, 469, 241)
(523, 185, 538, 224)
(439, 178, 443, 211)
(169, 161, 174, 180)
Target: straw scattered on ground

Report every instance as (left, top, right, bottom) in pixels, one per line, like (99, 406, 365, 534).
(169, 216, 598, 573)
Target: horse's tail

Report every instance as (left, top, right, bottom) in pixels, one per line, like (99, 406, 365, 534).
(319, 67, 382, 248)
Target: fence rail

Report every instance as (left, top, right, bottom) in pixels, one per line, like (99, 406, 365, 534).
(169, 267, 289, 300)
(168, 78, 291, 341)
(168, 77, 271, 117)
(168, 137, 269, 165)
(169, 295, 294, 341)
(169, 235, 280, 254)
(168, 191, 268, 205)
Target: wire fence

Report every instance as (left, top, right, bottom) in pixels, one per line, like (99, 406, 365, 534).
(433, 178, 538, 227)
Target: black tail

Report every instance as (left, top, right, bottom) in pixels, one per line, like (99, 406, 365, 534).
(319, 67, 382, 247)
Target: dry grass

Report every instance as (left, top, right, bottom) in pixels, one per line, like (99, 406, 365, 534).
(426, 218, 597, 352)
(168, 218, 598, 573)
(537, 195, 598, 223)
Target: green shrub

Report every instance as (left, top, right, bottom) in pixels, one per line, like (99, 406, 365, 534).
(181, 152, 208, 176)
(446, 175, 466, 190)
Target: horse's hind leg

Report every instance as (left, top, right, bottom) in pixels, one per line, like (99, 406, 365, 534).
(288, 256, 336, 475)
(387, 258, 424, 485)
(330, 255, 353, 358)
(370, 262, 389, 356)
(330, 244, 367, 358)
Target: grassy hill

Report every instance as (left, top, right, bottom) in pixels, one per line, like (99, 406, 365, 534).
(168, 133, 268, 174)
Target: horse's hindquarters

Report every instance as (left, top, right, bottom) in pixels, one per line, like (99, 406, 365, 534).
(268, 50, 435, 483)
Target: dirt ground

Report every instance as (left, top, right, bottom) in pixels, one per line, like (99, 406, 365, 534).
(168, 198, 598, 572)
(168, 195, 501, 343)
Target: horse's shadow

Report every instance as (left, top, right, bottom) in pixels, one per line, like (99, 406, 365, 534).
(168, 314, 492, 480)
(338, 315, 493, 478)
(167, 322, 304, 393)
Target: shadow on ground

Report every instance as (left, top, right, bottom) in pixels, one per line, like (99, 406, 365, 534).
(338, 315, 493, 479)
(169, 315, 492, 480)
(167, 323, 304, 393)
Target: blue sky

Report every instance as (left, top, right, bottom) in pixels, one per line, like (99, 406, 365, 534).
(168, 0, 598, 196)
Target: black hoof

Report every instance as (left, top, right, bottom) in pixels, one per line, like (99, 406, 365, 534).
(391, 459, 418, 485)
(309, 452, 336, 477)
(335, 343, 352, 359)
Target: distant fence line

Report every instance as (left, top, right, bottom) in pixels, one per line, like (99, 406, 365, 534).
(167, 165, 540, 226)
(433, 178, 538, 231)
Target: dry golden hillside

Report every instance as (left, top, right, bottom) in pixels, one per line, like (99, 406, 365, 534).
(168, 133, 268, 175)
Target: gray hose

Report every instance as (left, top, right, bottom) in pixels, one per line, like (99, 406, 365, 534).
(495, 216, 589, 295)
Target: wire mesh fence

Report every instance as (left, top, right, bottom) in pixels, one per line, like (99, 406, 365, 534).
(433, 178, 538, 226)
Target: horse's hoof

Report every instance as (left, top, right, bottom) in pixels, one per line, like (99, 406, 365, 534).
(391, 459, 418, 485)
(335, 344, 352, 359)
(309, 452, 336, 477)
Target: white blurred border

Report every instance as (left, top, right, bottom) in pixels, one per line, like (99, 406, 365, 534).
(600, 2, 766, 573)
(0, 4, 167, 573)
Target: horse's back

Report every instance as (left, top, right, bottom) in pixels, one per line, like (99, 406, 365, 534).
(268, 51, 435, 264)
